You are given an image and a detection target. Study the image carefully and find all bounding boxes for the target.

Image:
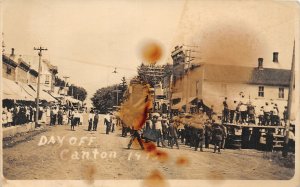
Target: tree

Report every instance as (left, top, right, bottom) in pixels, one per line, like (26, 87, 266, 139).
(67, 85, 87, 101)
(54, 76, 65, 88)
(91, 77, 128, 113)
(91, 85, 116, 113)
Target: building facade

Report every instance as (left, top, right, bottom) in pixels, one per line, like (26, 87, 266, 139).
(2, 48, 59, 102)
(2, 54, 17, 81)
(37, 59, 58, 92)
(171, 49, 291, 118)
(28, 69, 38, 84)
(16, 56, 31, 84)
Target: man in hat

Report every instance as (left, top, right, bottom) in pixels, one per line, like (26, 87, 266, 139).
(70, 110, 76, 131)
(58, 107, 64, 125)
(127, 126, 144, 150)
(50, 107, 54, 126)
(195, 127, 205, 152)
(204, 123, 212, 149)
(104, 112, 111, 134)
(271, 104, 280, 126)
(168, 119, 179, 149)
(264, 102, 271, 126)
(88, 110, 94, 131)
(176, 118, 185, 143)
(206, 105, 214, 120)
(258, 106, 264, 125)
(52, 106, 58, 125)
(234, 101, 240, 124)
(111, 114, 116, 133)
(73, 109, 80, 126)
(228, 100, 236, 124)
(223, 97, 229, 123)
(161, 117, 169, 144)
(212, 123, 225, 153)
(239, 95, 248, 124)
(283, 106, 288, 125)
(247, 102, 256, 124)
(93, 111, 99, 131)
(154, 117, 166, 147)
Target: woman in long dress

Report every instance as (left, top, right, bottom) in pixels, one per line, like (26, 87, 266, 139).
(41, 107, 47, 124)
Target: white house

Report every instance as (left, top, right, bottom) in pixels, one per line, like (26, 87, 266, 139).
(171, 58, 291, 119)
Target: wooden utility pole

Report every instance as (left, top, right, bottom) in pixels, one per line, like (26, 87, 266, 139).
(63, 76, 70, 106)
(282, 41, 295, 157)
(112, 67, 119, 106)
(34, 46, 48, 127)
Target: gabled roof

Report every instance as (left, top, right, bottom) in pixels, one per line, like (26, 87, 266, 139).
(201, 64, 291, 86)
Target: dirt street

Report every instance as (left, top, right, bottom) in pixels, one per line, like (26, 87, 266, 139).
(3, 114, 294, 180)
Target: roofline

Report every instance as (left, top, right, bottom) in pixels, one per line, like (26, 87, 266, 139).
(199, 63, 291, 71)
(203, 79, 290, 87)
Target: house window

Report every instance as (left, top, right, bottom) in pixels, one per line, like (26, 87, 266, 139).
(258, 86, 264, 97)
(279, 87, 284, 98)
(273, 52, 279, 63)
(6, 66, 12, 75)
(45, 75, 50, 84)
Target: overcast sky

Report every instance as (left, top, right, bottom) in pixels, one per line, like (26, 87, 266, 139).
(2, 0, 299, 105)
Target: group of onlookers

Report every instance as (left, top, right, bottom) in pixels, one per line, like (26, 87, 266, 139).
(125, 111, 226, 154)
(2, 104, 38, 127)
(50, 106, 84, 126)
(2, 103, 86, 128)
(222, 97, 288, 126)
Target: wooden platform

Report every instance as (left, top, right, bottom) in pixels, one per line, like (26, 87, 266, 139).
(223, 123, 286, 129)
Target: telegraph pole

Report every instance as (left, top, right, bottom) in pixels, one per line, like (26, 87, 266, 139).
(112, 67, 119, 106)
(282, 41, 295, 157)
(34, 46, 48, 127)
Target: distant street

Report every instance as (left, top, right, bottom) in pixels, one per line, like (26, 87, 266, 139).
(3, 114, 294, 180)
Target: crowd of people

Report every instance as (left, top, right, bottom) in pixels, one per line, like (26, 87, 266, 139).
(1, 102, 87, 129)
(121, 95, 293, 153)
(221, 96, 288, 126)
(2, 104, 42, 127)
(49, 106, 85, 130)
(2, 100, 293, 154)
(124, 110, 226, 154)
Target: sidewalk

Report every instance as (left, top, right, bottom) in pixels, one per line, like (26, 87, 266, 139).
(2, 119, 49, 139)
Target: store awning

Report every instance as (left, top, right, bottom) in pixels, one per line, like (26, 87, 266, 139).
(29, 84, 57, 102)
(19, 83, 37, 98)
(48, 92, 64, 100)
(65, 96, 81, 104)
(3, 79, 19, 100)
(3, 79, 34, 101)
(171, 92, 182, 99)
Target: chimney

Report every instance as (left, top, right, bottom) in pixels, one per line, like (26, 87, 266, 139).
(11, 48, 15, 56)
(258, 58, 263, 70)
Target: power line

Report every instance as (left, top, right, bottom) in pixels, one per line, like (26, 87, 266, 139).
(12, 53, 138, 72)
(50, 55, 137, 72)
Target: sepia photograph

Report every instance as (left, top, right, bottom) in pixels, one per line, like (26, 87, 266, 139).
(1, 0, 299, 187)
